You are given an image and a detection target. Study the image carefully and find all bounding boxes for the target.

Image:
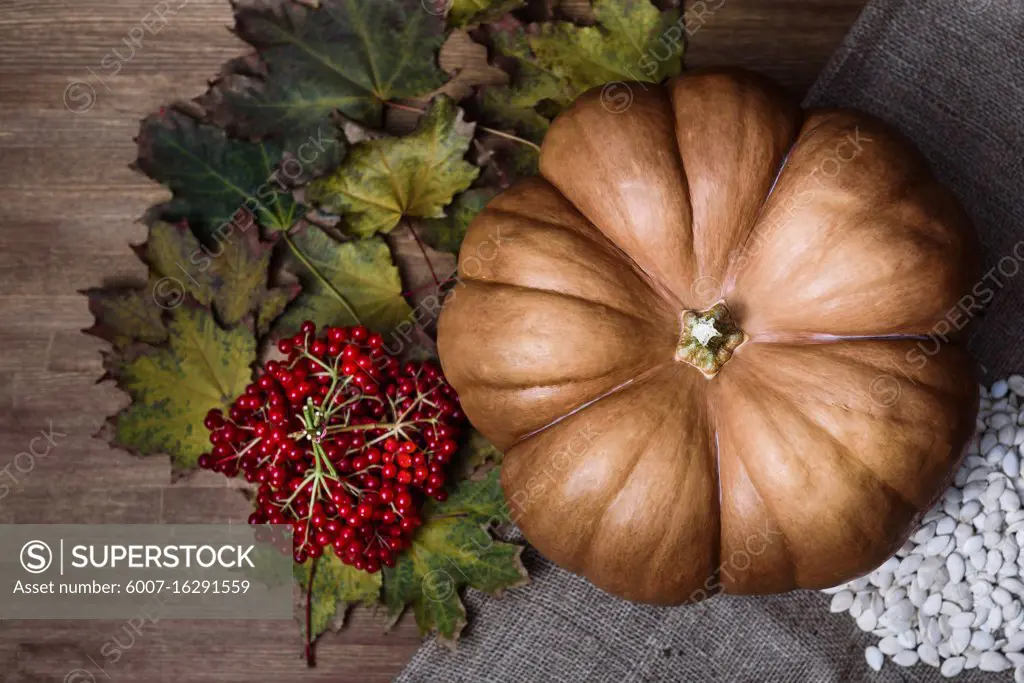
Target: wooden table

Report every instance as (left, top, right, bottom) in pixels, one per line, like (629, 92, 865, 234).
(0, 0, 864, 680)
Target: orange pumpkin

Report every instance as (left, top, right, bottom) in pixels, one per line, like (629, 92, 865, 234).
(436, 68, 980, 604)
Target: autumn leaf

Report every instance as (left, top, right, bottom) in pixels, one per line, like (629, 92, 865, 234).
(111, 305, 255, 470)
(530, 0, 684, 88)
(141, 221, 295, 332)
(200, 63, 348, 184)
(447, 0, 525, 27)
(277, 226, 412, 334)
(453, 429, 504, 477)
(207, 230, 299, 332)
(83, 287, 168, 349)
(225, 0, 448, 131)
(419, 187, 497, 254)
(257, 286, 298, 337)
(141, 221, 215, 307)
(480, 0, 683, 148)
(382, 469, 528, 643)
(307, 97, 479, 237)
(296, 547, 382, 641)
(136, 110, 300, 240)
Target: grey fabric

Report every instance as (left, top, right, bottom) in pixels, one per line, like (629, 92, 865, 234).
(397, 1, 1024, 681)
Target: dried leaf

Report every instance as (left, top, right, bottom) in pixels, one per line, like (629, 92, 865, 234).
(530, 0, 684, 88)
(480, 0, 683, 147)
(111, 305, 255, 470)
(307, 97, 479, 238)
(382, 469, 527, 643)
(447, 0, 525, 27)
(142, 221, 295, 330)
(136, 110, 299, 240)
(226, 0, 448, 130)
(419, 187, 498, 254)
(296, 547, 382, 640)
(277, 226, 412, 334)
(454, 429, 504, 477)
(83, 287, 168, 350)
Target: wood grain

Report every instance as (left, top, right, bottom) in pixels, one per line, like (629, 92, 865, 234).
(0, 0, 863, 680)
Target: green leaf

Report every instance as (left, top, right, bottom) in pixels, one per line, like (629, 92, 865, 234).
(142, 221, 295, 330)
(480, 1, 683, 146)
(143, 221, 214, 307)
(479, 86, 552, 146)
(447, 0, 525, 27)
(454, 429, 504, 477)
(296, 547, 382, 640)
(112, 305, 255, 470)
(136, 110, 299, 240)
(382, 469, 528, 643)
(308, 97, 479, 238)
(257, 285, 299, 336)
(277, 226, 412, 334)
(227, 0, 448, 130)
(83, 288, 168, 349)
(419, 188, 497, 254)
(530, 0, 684, 88)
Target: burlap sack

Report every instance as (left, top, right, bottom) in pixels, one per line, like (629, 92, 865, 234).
(397, 0, 1024, 680)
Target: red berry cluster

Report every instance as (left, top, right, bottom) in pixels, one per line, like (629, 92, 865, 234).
(199, 321, 466, 573)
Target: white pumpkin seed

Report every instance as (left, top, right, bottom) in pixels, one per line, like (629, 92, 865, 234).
(980, 651, 1013, 672)
(865, 645, 883, 672)
(830, 590, 854, 612)
(941, 656, 965, 677)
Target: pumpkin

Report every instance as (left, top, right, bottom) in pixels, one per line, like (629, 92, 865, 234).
(436, 68, 981, 604)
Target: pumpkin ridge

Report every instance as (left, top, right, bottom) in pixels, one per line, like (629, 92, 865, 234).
(563, 368, 718, 600)
(713, 417, 798, 590)
(706, 411, 797, 592)
(721, 355, 920, 582)
(669, 71, 803, 291)
(715, 369, 813, 585)
(508, 360, 679, 448)
(455, 276, 671, 333)
(478, 206, 674, 312)
(574, 406, 664, 583)
(747, 339, 976, 419)
(759, 371, 924, 512)
(744, 331, 941, 344)
(538, 89, 695, 309)
(722, 113, 836, 289)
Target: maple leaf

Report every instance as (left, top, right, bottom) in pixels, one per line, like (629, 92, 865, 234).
(453, 429, 504, 477)
(447, 0, 525, 27)
(226, 0, 448, 131)
(296, 547, 382, 641)
(199, 56, 347, 183)
(530, 0, 684, 88)
(83, 287, 168, 349)
(141, 221, 295, 333)
(419, 187, 498, 254)
(307, 96, 479, 238)
(382, 468, 528, 643)
(136, 110, 302, 241)
(277, 226, 412, 334)
(480, 0, 683, 148)
(111, 304, 255, 470)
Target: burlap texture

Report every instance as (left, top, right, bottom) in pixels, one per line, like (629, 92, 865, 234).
(397, 0, 1024, 680)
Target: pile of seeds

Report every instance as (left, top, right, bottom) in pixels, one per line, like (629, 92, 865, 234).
(825, 377, 1024, 679)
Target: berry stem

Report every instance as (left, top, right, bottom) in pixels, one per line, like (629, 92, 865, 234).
(282, 231, 362, 326)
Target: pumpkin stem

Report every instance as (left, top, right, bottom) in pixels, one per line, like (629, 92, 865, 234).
(675, 302, 745, 378)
